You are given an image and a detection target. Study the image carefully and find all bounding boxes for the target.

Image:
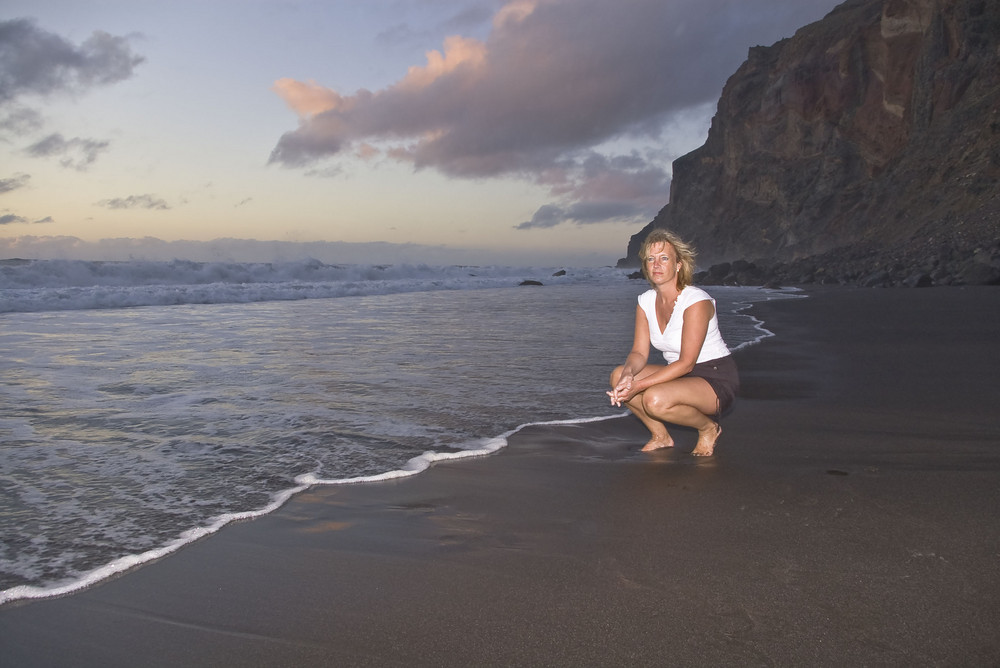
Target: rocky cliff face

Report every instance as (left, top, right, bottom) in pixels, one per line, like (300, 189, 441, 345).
(620, 0, 1000, 285)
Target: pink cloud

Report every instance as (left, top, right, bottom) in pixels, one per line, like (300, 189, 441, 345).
(272, 79, 343, 117)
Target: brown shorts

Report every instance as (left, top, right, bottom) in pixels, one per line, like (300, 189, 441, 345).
(687, 355, 740, 418)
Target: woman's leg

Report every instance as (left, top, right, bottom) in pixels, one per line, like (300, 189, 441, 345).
(640, 377, 723, 456)
(610, 365, 675, 451)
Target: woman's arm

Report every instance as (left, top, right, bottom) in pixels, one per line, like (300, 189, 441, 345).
(621, 305, 651, 377)
(609, 306, 651, 405)
(675, 298, 713, 373)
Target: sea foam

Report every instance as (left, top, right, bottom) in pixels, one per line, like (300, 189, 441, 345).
(0, 413, 622, 606)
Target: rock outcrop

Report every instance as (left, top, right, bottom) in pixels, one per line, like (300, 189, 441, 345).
(620, 0, 1000, 286)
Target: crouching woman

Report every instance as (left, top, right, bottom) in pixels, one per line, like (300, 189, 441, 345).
(608, 229, 739, 456)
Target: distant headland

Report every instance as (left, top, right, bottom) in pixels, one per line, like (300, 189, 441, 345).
(620, 0, 999, 287)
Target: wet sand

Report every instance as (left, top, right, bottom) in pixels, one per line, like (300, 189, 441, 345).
(2, 286, 999, 666)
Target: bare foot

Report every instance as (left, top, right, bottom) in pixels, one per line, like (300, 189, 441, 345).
(641, 434, 675, 452)
(691, 422, 721, 457)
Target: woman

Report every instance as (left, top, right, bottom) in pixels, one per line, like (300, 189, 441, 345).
(608, 229, 739, 456)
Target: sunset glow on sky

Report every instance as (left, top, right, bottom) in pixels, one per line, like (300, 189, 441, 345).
(1, 0, 839, 266)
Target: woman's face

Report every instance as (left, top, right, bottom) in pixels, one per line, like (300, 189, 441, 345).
(644, 242, 677, 284)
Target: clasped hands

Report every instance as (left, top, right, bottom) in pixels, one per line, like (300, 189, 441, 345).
(607, 373, 635, 407)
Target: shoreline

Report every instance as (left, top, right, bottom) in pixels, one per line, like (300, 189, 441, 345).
(0, 283, 779, 607)
(2, 286, 998, 665)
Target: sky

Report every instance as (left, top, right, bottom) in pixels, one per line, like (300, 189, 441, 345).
(1, 0, 840, 266)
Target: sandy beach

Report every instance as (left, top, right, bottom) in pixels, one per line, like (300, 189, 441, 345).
(2, 286, 998, 666)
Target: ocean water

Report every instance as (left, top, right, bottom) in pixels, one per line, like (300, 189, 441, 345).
(0, 259, 798, 605)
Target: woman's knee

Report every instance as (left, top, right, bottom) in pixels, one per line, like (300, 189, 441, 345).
(609, 365, 625, 387)
(642, 386, 674, 414)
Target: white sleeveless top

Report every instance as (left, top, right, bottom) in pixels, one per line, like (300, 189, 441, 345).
(638, 286, 732, 364)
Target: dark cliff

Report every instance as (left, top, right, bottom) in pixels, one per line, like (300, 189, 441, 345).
(620, 0, 1000, 285)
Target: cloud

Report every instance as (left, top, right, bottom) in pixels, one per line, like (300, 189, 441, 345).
(270, 0, 836, 228)
(0, 234, 610, 266)
(0, 173, 30, 194)
(96, 194, 171, 210)
(0, 18, 144, 105)
(516, 201, 646, 230)
(26, 133, 110, 170)
(516, 149, 673, 227)
(0, 206, 50, 225)
(375, 4, 496, 50)
(0, 105, 43, 139)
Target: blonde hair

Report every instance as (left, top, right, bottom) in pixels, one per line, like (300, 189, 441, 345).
(639, 229, 697, 289)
